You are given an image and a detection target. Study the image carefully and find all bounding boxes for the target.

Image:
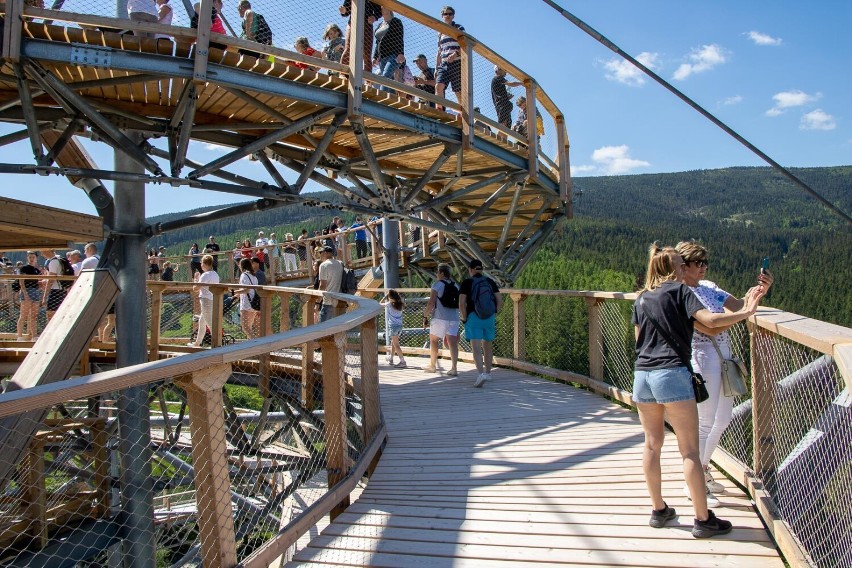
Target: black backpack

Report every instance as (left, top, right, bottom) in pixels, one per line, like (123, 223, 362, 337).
(254, 13, 272, 45)
(57, 256, 75, 289)
(438, 280, 459, 309)
(341, 267, 358, 294)
(470, 276, 497, 319)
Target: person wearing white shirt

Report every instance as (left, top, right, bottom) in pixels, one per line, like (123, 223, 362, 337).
(190, 255, 220, 347)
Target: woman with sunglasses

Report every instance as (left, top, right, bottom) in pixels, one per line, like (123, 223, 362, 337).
(633, 243, 765, 537)
(675, 241, 773, 507)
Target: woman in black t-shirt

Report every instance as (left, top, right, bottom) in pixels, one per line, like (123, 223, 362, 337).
(632, 243, 764, 538)
(16, 251, 41, 340)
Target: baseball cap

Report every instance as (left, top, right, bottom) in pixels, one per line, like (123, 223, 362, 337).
(321, 245, 334, 253)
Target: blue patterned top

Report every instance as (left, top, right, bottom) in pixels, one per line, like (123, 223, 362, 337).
(689, 279, 731, 347)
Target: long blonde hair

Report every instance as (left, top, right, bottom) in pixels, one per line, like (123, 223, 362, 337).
(639, 242, 679, 293)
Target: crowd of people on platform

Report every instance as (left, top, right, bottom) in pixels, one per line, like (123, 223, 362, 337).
(116, 2, 535, 132)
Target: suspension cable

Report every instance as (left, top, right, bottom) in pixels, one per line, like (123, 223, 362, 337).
(541, 0, 852, 225)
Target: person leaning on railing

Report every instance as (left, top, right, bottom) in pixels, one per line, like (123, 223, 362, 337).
(632, 243, 765, 538)
(675, 240, 774, 507)
(15, 251, 41, 341)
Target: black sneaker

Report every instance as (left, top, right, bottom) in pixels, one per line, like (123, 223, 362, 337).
(692, 510, 733, 538)
(649, 504, 677, 528)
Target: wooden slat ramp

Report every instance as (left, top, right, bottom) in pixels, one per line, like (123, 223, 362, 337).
(288, 359, 783, 567)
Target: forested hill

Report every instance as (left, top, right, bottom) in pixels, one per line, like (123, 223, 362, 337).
(516, 166, 852, 327)
(149, 166, 851, 327)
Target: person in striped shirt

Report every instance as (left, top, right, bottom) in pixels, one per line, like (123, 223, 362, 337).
(434, 6, 464, 106)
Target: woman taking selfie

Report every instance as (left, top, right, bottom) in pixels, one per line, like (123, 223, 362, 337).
(632, 243, 765, 538)
(675, 241, 773, 506)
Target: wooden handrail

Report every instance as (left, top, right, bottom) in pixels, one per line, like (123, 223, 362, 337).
(0, 288, 381, 418)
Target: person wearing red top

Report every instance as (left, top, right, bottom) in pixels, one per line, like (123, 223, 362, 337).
(241, 238, 254, 260)
(293, 37, 319, 70)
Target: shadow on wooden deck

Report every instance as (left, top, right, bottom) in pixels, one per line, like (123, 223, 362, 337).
(288, 358, 783, 567)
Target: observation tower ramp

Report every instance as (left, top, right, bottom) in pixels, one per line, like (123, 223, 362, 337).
(0, 0, 570, 283)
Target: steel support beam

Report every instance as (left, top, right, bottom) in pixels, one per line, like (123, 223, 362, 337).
(400, 143, 459, 208)
(293, 112, 346, 192)
(351, 122, 394, 209)
(24, 61, 164, 175)
(188, 108, 336, 179)
(494, 184, 523, 263)
(467, 181, 516, 226)
(13, 63, 45, 163)
(414, 173, 509, 213)
(113, 130, 156, 567)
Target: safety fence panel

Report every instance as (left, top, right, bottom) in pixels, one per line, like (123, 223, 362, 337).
(0, 288, 382, 566)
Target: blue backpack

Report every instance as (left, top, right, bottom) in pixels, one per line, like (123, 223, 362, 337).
(470, 276, 496, 319)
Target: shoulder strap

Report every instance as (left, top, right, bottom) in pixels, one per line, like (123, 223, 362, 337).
(708, 335, 726, 359)
(638, 295, 694, 373)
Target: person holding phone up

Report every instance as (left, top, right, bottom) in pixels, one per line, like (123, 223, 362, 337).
(675, 241, 773, 508)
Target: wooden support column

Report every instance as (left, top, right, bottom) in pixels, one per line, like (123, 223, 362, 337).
(525, 81, 540, 182)
(210, 287, 225, 348)
(1, 0, 24, 61)
(586, 297, 604, 381)
(319, 332, 349, 520)
(301, 299, 316, 408)
(751, 326, 775, 480)
(511, 293, 527, 361)
(346, 0, 365, 119)
(193, 0, 212, 83)
(148, 282, 165, 361)
(257, 289, 274, 397)
(459, 38, 475, 150)
(176, 365, 237, 568)
(360, 317, 380, 441)
(279, 292, 291, 332)
(555, 114, 572, 213)
(371, 230, 379, 268)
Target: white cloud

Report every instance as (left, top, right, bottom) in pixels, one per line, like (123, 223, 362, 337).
(570, 164, 596, 175)
(672, 44, 727, 80)
(591, 145, 650, 175)
(766, 90, 821, 116)
(800, 109, 836, 131)
(602, 52, 660, 86)
(722, 95, 743, 106)
(203, 143, 228, 152)
(747, 31, 782, 46)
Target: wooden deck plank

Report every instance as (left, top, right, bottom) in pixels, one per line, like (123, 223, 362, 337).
(288, 358, 784, 567)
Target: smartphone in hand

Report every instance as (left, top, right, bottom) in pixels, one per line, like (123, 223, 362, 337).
(761, 257, 770, 275)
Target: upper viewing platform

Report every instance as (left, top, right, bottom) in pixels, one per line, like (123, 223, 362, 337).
(0, 0, 570, 282)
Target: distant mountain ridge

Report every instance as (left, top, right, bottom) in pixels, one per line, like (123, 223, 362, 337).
(149, 166, 852, 326)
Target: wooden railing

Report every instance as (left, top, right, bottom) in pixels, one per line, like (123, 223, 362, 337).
(0, 286, 384, 567)
(2, 0, 570, 202)
(368, 287, 851, 568)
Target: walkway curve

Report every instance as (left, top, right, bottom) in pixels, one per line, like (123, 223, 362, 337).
(288, 358, 784, 567)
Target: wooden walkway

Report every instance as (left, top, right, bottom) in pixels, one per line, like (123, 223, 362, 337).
(288, 358, 784, 567)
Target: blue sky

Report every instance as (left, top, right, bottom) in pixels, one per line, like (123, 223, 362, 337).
(1, 0, 849, 217)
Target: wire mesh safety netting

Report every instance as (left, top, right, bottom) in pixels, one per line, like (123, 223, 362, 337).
(0, 288, 380, 566)
(22, 0, 562, 163)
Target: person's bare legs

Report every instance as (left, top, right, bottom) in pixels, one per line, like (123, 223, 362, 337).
(429, 334, 440, 369)
(392, 335, 405, 365)
(470, 338, 484, 374)
(664, 399, 709, 520)
(445, 334, 458, 373)
(99, 314, 115, 342)
(636, 402, 667, 511)
(483, 340, 493, 374)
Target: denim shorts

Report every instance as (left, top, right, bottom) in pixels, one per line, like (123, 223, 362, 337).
(632, 366, 694, 404)
(387, 323, 402, 338)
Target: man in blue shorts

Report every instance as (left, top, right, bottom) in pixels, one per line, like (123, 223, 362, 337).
(434, 6, 464, 106)
(458, 258, 502, 387)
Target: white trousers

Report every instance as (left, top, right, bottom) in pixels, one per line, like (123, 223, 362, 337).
(692, 340, 734, 466)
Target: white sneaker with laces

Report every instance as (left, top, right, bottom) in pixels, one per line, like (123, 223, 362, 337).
(473, 373, 486, 388)
(685, 483, 720, 508)
(704, 468, 725, 494)
(385, 355, 393, 365)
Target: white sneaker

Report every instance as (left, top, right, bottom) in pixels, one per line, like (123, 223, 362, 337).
(385, 355, 393, 365)
(705, 468, 725, 494)
(473, 373, 486, 388)
(685, 483, 720, 508)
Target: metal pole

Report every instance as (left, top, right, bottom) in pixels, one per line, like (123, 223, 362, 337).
(382, 218, 399, 288)
(114, 130, 156, 567)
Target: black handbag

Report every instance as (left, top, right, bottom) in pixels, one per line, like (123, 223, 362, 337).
(638, 296, 710, 403)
